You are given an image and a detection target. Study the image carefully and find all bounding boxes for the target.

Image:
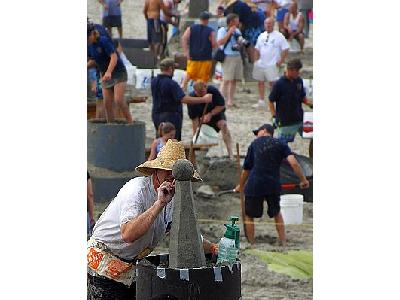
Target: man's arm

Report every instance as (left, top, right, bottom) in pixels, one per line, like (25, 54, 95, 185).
(87, 178, 95, 225)
(102, 52, 118, 81)
(217, 26, 235, 46)
(181, 27, 191, 58)
(203, 105, 225, 123)
(87, 59, 96, 69)
(238, 169, 250, 193)
(277, 48, 288, 66)
(181, 93, 212, 105)
(121, 181, 175, 243)
(287, 154, 309, 189)
(143, 0, 149, 19)
(297, 14, 305, 34)
(210, 31, 218, 49)
(283, 12, 290, 31)
(268, 100, 276, 117)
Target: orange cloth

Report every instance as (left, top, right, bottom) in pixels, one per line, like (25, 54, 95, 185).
(186, 60, 213, 82)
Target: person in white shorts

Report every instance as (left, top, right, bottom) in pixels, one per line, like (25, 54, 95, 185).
(252, 17, 289, 108)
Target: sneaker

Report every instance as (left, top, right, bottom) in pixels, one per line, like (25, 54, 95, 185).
(252, 100, 267, 109)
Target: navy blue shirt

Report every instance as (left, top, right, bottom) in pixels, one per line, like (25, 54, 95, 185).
(249, 8, 266, 28)
(187, 85, 225, 119)
(151, 74, 186, 116)
(243, 136, 293, 196)
(87, 35, 125, 74)
(189, 24, 213, 61)
(269, 76, 306, 126)
(225, 1, 252, 29)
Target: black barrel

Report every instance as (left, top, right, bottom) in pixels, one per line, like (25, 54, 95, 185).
(87, 121, 145, 172)
(136, 254, 241, 300)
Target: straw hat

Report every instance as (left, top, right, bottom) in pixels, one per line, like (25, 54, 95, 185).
(136, 139, 202, 182)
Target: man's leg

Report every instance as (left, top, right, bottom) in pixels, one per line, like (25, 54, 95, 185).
(228, 80, 236, 106)
(217, 120, 233, 158)
(274, 212, 286, 247)
(257, 80, 265, 102)
(117, 26, 123, 38)
(244, 215, 255, 245)
(296, 33, 305, 52)
(114, 81, 133, 123)
(102, 87, 115, 123)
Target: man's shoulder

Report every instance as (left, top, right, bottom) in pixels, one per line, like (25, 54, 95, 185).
(207, 85, 220, 94)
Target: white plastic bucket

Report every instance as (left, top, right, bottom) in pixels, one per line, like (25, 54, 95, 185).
(135, 69, 153, 89)
(193, 124, 219, 145)
(125, 65, 137, 86)
(280, 194, 304, 224)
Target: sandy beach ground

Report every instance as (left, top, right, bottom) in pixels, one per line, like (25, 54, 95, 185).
(89, 1, 313, 299)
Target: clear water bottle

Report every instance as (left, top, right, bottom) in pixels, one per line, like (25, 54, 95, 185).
(217, 216, 240, 266)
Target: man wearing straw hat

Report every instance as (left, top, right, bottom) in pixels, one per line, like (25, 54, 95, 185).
(87, 140, 217, 299)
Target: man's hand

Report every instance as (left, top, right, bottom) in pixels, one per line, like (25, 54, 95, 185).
(299, 179, 310, 189)
(203, 93, 213, 103)
(102, 71, 112, 82)
(103, 3, 109, 10)
(202, 113, 212, 124)
(157, 180, 176, 206)
(228, 26, 237, 35)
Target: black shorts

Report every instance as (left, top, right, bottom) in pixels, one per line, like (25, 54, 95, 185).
(187, 107, 227, 133)
(245, 194, 281, 218)
(147, 18, 162, 44)
(102, 15, 122, 28)
(101, 68, 127, 89)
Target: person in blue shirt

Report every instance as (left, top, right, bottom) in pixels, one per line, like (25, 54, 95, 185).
(238, 123, 309, 246)
(217, 13, 244, 108)
(87, 23, 133, 123)
(188, 81, 233, 158)
(151, 58, 212, 141)
(268, 58, 312, 144)
(98, 0, 124, 38)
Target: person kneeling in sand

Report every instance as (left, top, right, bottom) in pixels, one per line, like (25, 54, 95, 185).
(188, 81, 233, 158)
(238, 124, 309, 247)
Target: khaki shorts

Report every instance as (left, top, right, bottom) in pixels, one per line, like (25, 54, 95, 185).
(253, 64, 279, 82)
(222, 55, 243, 81)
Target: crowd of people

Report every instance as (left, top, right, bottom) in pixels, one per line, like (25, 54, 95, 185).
(87, 1, 313, 299)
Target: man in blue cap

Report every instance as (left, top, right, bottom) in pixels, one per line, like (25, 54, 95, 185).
(238, 123, 309, 246)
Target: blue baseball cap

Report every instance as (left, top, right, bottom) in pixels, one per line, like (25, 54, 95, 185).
(252, 124, 274, 136)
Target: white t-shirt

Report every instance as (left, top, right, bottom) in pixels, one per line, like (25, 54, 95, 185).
(254, 30, 289, 68)
(276, 0, 293, 9)
(92, 176, 173, 261)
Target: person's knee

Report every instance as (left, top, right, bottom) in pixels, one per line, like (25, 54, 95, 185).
(218, 120, 228, 132)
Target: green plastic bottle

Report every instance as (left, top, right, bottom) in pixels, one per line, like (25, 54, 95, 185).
(217, 216, 240, 265)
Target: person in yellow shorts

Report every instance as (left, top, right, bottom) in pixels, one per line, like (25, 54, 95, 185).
(181, 11, 217, 91)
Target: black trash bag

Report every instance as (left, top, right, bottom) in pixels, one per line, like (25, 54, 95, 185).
(280, 154, 313, 202)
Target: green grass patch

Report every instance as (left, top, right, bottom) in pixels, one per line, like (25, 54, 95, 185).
(246, 249, 313, 280)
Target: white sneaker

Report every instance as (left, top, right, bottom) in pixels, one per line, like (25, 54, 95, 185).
(252, 100, 267, 109)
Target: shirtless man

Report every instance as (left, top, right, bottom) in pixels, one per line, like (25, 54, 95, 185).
(143, 0, 171, 60)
